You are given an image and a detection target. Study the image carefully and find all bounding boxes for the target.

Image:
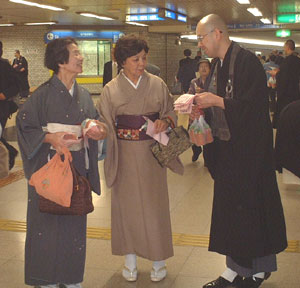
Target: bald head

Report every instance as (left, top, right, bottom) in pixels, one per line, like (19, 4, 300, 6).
(198, 14, 228, 37)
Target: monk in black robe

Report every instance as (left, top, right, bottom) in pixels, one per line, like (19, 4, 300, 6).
(194, 14, 287, 288)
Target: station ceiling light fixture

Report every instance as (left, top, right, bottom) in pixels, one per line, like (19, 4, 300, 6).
(24, 21, 57, 25)
(9, 0, 66, 11)
(125, 21, 149, 26)
(260, 18, 271, 24)
(247, 7, 263, 17)
(236, 0, 250, 4)
(0, 23, 14, 26)
(77, 12, 115, 21)
(180, 34, 285, 47)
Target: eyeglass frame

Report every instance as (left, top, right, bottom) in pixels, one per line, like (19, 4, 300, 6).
(197, 29, 220, 42)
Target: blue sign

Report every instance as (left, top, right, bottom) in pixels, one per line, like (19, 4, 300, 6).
(165, 10, 176, 20)
(177, 14, 187, 22)
(44, 30, 124, 43)
(127, 7, 158, 14)
(125, 14, 165, 21)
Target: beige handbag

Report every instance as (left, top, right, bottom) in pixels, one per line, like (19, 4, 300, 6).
(0, 141, 9, 179)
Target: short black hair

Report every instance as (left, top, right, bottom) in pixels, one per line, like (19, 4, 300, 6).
(15, 50, 20, 54)
(44, 37, 77, 74)
(114, 34, 149, 68)
(285, 39, 295, 51)
(197, 59, 211, 70)
(184, 49, 192, 57)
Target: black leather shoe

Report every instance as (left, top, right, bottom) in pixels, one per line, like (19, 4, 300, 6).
(192, 145, 202, 162)
(241, 273, 271, 288)
(203, 276, 242, 288)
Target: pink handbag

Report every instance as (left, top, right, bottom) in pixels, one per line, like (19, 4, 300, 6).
(29, 149, 73, 207)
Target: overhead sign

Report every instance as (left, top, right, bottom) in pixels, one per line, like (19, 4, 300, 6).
(125, 14, 164, 21)
(227, 23, 280, 29)
(177, 14, 187, 23)
(277, 14, 300, 23)
(44, 31, 124, 43)
(276, 29, 291, 37)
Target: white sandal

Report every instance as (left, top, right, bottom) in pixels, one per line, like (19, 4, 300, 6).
(122, 265, 138, 282)
(150, 265, 167, 282)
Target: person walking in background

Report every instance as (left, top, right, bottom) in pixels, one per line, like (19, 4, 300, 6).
(263, 54, 278, 114)
(12, 49, 30, 98)
(17, 37, 107, 288)
(176, 48, 196, 93)
(0, 40, 19, 170)
(195, 14, 287, 288)
(273, 39, 300, 128)
(102, 47, 119, 88)
(98, 34, 183, 283)
(188, 58, 211, 162)
(275, 100, 300, 180)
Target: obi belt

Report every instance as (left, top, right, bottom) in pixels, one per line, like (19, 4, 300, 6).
(116, 113, 159, 141)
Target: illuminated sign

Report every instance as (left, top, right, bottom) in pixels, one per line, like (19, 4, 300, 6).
(277, 14, 300, 23)
(125, 14, 164, 21)
(276, 29, 291, 37)
(177, 14, 187, 22)
(165, 10, 176, 20)
(44, 31, 124, 43)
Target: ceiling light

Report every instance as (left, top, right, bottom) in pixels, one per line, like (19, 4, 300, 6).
(24, 22, 57, 25)
(180, 34, 285, 47)
(236, 0, 250, 4)
(125, 22, 149, 27)
(247, 7, 262, 16)
(9, 0, 65, 11)
(78, 12, 115, 21)
(0, 23, 14, 26)
(260, 18, 271, 24)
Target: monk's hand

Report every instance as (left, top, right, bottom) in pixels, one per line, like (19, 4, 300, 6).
(85, 120, 107, 140)
(154, 119, 169, 134)
(194, 92, 225, 109)
(189, 105, 201, 121)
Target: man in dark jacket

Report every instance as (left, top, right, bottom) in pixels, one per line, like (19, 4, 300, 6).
(102, 47, 119, 87)
(12, 49, 30, 98)
(273, 39, 300, 128)
(176, 49, 196, 93)
(0, 41, 20, 169)
(195, 14, 287, 288)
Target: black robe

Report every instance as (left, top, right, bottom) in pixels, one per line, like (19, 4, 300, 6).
(204, 43, 287, 264)
(274, 53, 300, 128)
(275, 100, 300, 178)
(17, 75, 101, 286)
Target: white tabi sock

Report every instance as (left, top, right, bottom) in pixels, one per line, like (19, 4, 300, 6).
(221, 268, 238, 282)
(125, 254, 137, 270)
(40, 285, 58, 288)
(253, 272, 265, 279)
(152, 260, 166, 271)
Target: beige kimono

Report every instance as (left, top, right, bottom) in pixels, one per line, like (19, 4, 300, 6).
(98, 71, 183, 260)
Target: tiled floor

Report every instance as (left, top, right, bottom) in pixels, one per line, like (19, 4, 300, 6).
(0, 112, 300, 287)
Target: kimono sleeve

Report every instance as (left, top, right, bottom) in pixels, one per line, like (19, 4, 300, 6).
(159, 81, 177, 126)
(97, 87, 118, 187)
(16, 93, 48, 160)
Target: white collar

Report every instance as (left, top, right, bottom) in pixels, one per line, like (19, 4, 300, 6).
(123, 73, 142, 89)
(69, 82, 75, 96)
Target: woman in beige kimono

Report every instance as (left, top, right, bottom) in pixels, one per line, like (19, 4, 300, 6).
(98, 34, 183, 282)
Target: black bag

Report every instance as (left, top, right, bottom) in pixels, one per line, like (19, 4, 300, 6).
(150, 126, 192, 167)
(39, 162, 94, 215)
(8, 101, 18, 117)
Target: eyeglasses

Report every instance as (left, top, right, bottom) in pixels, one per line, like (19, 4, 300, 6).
(197, 29, 216, 42)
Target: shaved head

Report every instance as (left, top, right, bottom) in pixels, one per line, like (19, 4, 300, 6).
(196, 14, 231, 59)
(198, 14, 229, 37)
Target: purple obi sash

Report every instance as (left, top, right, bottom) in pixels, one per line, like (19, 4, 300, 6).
(116, 113, 159, 141)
